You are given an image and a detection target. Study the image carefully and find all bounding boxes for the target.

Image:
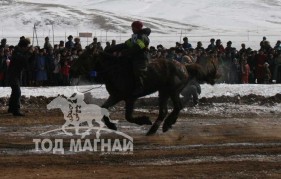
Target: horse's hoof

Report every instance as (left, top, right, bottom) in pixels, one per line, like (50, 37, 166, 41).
(146, 123, 160, 136)
(146, 129, 156, 136)
(105, 122, 117, 130)
(103, 117, 117, 130)
(162, 123, 172, 133)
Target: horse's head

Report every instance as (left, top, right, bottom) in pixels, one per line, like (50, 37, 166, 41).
(185, 57, 220, 85)
(204, 60, 220, 85)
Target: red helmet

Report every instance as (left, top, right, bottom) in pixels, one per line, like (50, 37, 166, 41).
(131, 21, 143, 31)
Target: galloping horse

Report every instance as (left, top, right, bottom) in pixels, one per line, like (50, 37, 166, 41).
(70, 49, 218, 135)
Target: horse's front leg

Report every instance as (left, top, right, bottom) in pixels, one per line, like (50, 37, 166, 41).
(125, 99, 152, 125)
(162, 93, 183, 132)
(146, 92, 169, 135)
(101, 96, 121, 130)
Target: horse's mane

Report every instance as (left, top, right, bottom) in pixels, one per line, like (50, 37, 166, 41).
(185, 63, 206, 81)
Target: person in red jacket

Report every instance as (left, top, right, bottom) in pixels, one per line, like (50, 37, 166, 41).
(60, 60, 70, 86)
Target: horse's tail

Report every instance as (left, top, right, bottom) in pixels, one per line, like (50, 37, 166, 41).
(185, 62, 218, 85)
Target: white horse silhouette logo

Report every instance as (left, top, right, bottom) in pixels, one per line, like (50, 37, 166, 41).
(44, 93, 114, 139)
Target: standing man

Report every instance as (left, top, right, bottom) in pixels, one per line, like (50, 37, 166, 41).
(7, 38, 31, 116)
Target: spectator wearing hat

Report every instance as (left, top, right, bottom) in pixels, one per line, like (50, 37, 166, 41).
(7, 38, 31, 116)
(65, 35, 74, 50)
(182, 37, 192, 50)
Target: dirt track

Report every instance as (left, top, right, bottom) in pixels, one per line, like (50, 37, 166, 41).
(0, 98, 281, 178)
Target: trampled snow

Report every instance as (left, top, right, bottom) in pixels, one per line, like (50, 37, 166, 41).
(0, 84, 280, 99)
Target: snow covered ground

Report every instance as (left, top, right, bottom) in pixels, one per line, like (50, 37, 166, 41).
(0, 84, 280, 99)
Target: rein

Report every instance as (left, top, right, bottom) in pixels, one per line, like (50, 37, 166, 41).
(75, 79, 103, 93)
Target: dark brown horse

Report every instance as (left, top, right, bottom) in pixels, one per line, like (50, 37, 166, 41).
(70, 49, 218, 135)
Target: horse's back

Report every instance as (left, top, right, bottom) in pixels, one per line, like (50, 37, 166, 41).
(144, 59, 189, 90)
(148, 59, 188, 79)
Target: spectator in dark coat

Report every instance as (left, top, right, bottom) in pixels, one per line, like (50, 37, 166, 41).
(206, 38, 216, 52)
(195, 41, 205, 52)
(65, 35, 74, 50)
(104, 41, 111, 52)
(7, 38, 31, 116)
(182, 37, 192, 50)
(0, 38, 8, 49)
(74, 37, 82, 51)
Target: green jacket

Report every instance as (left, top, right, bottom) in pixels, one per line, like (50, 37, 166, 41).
(125, 28, 151, 55)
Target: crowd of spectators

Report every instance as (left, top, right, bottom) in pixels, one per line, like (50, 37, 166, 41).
(0, 35, 281, 87)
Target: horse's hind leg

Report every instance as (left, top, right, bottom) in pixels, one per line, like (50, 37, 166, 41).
(146, 92, 169, 136)
(162, 93, 183, 133)
(101, 96, 120, 130)
(125, 99, 152, 125)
